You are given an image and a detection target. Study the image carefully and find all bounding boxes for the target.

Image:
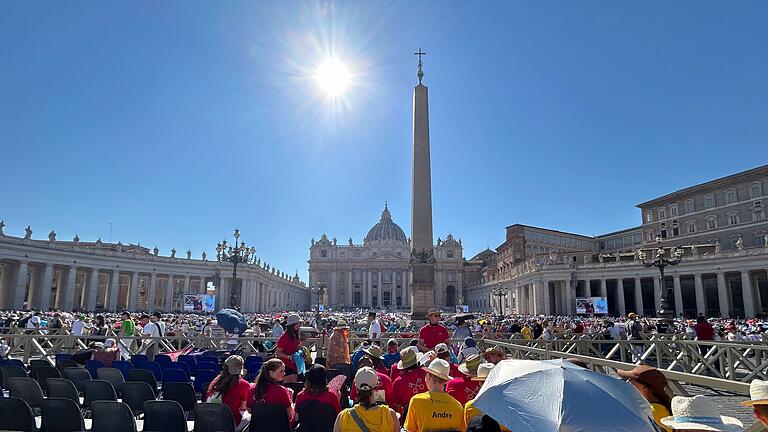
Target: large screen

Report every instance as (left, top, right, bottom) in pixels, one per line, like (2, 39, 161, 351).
(184, 294, 216, 312)
(576, 297, 608, 314)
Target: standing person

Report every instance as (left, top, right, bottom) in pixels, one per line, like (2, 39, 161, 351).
(327, 320, 352, 378)
(247, 359, 294, 424)
(741, 380, 768, 427)
(142, 312, 165, 361)
(626, 312, 645, 362)
(452, 319, 472, 341)
(368, 312, 382, 341)
(457, 337, 480, 364)
(201, 318, 213, 349)
(446, 354, 483, 405)
(404, 359, 466, 432)
(48, 313, 63, 335)
(617, 365, 673, 432)
(25, 311, 41, 331)
(532, 320, 543, 339)
(333, 367, 399, 432)
(206, 355, 252, 431)
(276, 313, 302, 383)
(272, 318, 284, 339)
(117, 311, 135, 357)
(418, 309, 449, 352)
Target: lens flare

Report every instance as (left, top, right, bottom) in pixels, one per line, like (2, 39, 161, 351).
(314, 58, 351, 97)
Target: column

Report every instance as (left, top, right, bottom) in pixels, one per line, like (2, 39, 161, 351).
(564, 280, 574, 315)
(367, 271, 372, 306)
(86, 269, 99, 311)
(652, 276, 662, 314)
(184, 275, 190, 295)
(542, 280, 551, 314)
(584, 279, 592, 297)
(165, 275, 174, 311)
(330, 271, 337, 307)
(39, 263, 53, 311)
(108, 270, 120, 311)
(741, 271, 756, 318)
(599, 279, 607, 299)
(673, 275, 683, 318)
(347, 271, 353, 307)
(54, 267, 66, 309)
(146, 272, 158, 312)
(716, 272, 730, 318)
(694, 273, 706, 316)
(634, 277, 644, 316)
(27, 266, 40, 309)
(377, 270, 383, 308)
(128, 272, 139, 311)
(616, 279, 626, 317)
(64, 266, 77, 311)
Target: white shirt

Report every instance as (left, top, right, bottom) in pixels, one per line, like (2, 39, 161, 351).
(368, 319, 381, 339)
(72, 320, 85, 336)
(143, 321, 165, 338)
(26, 316, 41, 330)
(272, 323, 284, 338)
(608, 326, 622, 340)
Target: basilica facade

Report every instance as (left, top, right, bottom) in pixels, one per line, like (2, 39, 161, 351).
(308, 205, 464, 310)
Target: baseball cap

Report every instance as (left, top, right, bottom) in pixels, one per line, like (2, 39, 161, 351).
(354, 367, 379, 390)
(224, 355, 244, 375)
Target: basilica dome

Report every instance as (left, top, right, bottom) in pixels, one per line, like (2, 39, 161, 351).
(365, 204, 407, 244)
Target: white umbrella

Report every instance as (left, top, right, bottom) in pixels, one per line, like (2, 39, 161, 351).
(473, 359, 658, 432)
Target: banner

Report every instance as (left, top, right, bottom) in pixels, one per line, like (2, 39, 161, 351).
(184, 294, 216, 312)
(576, 297, 608, 314)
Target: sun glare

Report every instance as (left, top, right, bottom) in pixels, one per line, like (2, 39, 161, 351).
(314, 58, 351, 97)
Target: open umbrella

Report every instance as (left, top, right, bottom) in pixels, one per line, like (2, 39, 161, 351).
(473, 359, 658, 432)
(215, 308, 247, 335)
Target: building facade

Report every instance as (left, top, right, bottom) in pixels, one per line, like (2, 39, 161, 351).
(308, 205, 464, 310)
(0, 227, 309, 313)
(465, 165, 768, 319)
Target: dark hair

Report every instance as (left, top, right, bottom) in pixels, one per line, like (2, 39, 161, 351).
(152, 311, 162, 319)
(95, 315, 105, 327)
(305, 365, 328, 395)
(209, 363, 240, 397)
(697, 316, 705, 323)
(140, 314, 150, 320)
(355, 387, 376, 409)
(286, 323, 300, 341)
(252, 359, 284, 401)
(121, 312, 130, 318)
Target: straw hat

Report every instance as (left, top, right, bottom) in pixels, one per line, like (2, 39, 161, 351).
(458, 354, 483, 376)
(627, 312, 637, 319)
(471, 363, 495, 381)
(741, 380, 768, 406)
(422, 358, 451, 381)
(363, 345, 384, 360)
(397, 347, 420, 369)
(616, 365, 668, 400)
(483, 345, 505, 359)
(334, 320, 350, 330)
(419, 350, 437, 367)
(660, 395, 743, 432)
(435, 343, 450, 355)
(426, 308, 441, 317)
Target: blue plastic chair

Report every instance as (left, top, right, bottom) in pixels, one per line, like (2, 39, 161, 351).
(130, 355, 149, 367)
(197, 361, 219, 372)
(112, 360, 133, 380)
(161, 368, 189, 384)
(177, 355, 197, 372)
(199, 356, 218, 366)
(163, 362, 190, 377)
(154, 355, 172, 367)
(85, 360, 105, 379)
(193, 369, 218, 393)
(146, 361, 163, 382)
(55, 354, 74, 364)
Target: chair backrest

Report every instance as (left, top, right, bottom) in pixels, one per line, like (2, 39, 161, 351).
(295, 402, 338, 432)
(146, 361, 163, 381)
(91, 400, 137, 432)
(98, 367, 126, 392)
(34, 365, 62, 391)
(177, 355, 197, 370)
(56, 358, 80, 374)
(162, 367, 189, 384)
(130, 354, 149, 366)
(197, 361, 219, 372)
(47, 378, 80, 404)
(194, 402, 236, 432)
(0, 397, 36, 432)
(164, 361, 191, 376)
(143, 400, 188, 432)
(83, 379, 118, 408)
(86, 359, 106, 378)
(63, 366, 92, 391)
(194, 369, 219, 393)
(40, 397, 86, 432)
(128, 369, 159, 396)
(248, 403, 290, 432)
(0, 365, 28, 389)
(29, 359, 52, 377)
(1, 359, 25, 369)
(8, 377, 44, 409)
(121, 381, 156, 415)
(155, 354, 173, 366)
(112, 360, 133, 380)
(162, 382, 197, 412)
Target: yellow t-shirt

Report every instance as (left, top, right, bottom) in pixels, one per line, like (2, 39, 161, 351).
(521, 327, 532, 340)
(650, 403, 672, 432)
(337, 405, 395, 432)
(465, 399, 511, 432)
(404, 391, 466, 432)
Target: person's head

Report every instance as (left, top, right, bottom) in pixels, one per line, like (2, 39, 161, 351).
(483, 346, 506, 365)
(397, 346, 420, 370)
(363, 345, 384, 366)
(387, 338, 399, 353)
(742, 380, 768, 427)
(305, 364, 328, 394)
(286, 314, 301, 339)
(103, 339, 115, 349)
(435, 343, 450, 360)
(95, 315, 105, 326)
(151, 312, 162, 322)
(661, 395, 743, 431)
(367, 312, 376, 322)
(422, 358, 451, 391)
(697, 316, 706, 324)
(140, 314, 150, 325)
(426, 308, 441, 325)
(253, 359, 285, 398)
(211, 355, 244, 396)
(464, 337, 477, 348)
(354, 367, 379, 407)
(121, 312, 130, 320)
(459, 354, 483, 377)
(334, 320, 350, 337)
(617, 366, 671, 409)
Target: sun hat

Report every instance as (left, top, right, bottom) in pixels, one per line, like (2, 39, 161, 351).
(397, 347, 421, 369)
(628, 312, 637, 319)
(471, 363, 495, 381)
(660, 395, 743, 431)
(435, 343, 450, 355)
(616, 365, 668, 398)
(354, 366, 379, 390)
(741, 379, 768, 406)
(286, 314, 301, 326)
(483, 345, 505, 359)
(334, 320, 350, 330)
(363, 345, 384, 360)
(458, 354, 483, 376)
(426, 308, 441, 317)
(422, 358, 451, 381)
(224, 355, 244, 375)
(419, 350, 436, 367)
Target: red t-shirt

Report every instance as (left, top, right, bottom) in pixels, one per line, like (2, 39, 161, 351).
(206, 378, 251, 425)
(247, 381, 292, 410)
(418, 324, 449, 350)
(277, 332, 301, 372)
(350, 370, 394, 406)
(449, 363, 462, 379)
(445, 375, 481, 405)
(391, 368, 427, 412)
(694, 322, 715, 341)
(295, 389, 342, 415)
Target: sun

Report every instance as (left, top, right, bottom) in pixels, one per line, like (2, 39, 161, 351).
(314, 58, 351, 97)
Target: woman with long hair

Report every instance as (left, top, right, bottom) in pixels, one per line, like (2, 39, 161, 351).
(275, 314, 302, 383)
(617, 365, 673, 432)
(334, 367, 399, 432)
(206, 355, 252, 431)
(247, 358, 294, 421)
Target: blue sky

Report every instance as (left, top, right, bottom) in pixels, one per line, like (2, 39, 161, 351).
(1, 1, 767, 282)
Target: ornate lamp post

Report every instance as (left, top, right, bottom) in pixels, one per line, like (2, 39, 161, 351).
(492, 282, 508, 316)
(311, 284, 326, 313)
(216, 229, 256, 309)
(639, 237, 684, 327)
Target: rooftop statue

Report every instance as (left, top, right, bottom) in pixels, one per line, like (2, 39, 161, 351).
(0, 220, 5, 236)
(48, 230, 56, 242)
(202, 251, 207, 261)
(73, 234, 80, 244)
(170, 248, 176, 258)
(153, 246, 159, 256)
(24, 226, 32, 239)
(186, 250, 192, 259)
(96, 237, 102, 245)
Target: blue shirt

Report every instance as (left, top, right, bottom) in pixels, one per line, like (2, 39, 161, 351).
(382, 351, 401, 369)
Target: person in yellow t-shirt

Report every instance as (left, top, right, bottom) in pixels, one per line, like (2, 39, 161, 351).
(464, 363, 511, 432)
(334, 367, 399, 432)
(617, 365, 672, 432)
(404, 359, 466, 432)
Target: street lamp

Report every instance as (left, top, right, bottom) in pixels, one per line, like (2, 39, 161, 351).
(639, 236, 684, 327)
(312, 284, 326, 313)
(492, 282, 508, 316)
(216, 228, 256, 309)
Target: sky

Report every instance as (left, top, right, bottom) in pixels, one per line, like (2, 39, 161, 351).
(1, 1, 767, 282)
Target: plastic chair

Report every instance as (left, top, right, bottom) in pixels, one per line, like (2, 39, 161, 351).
(55, 353, 74, 365)
(197, 360, 219, 372)
(83, 379, 118, 409)
(29, 359, 52, 378)
(85, 359, 106, 379)
(56, 359, 80, 374)
(1, 359, 25, 369)
(194, 402, 235, 432)
(112, 360, 133, 380)
(40, 397, 86, 432)
(162, 368, 189, 384)
(34, 365, 62, 391)
(0, 365, 28, 389)
(98, 367, 126, 393)
(248, 403, 290, 432)
(177, 354, 197, 372)
(46, 378, 80, 405)
(130, 354, 148, 366)
(128, 369, 159, 396)
(143, 400, 188, 432)
(7, 377, 44, 412)
(63, 366, 92, 392)
(121, 381, 156, 417)
(193, 369, 218, 393)
(295, 402, 338, 432)
(0, 397, 37, 432)
(162, 382, 196, 414)
(164, 361, 191, 377)
(146, 361, 163, 382)
(91, 400, 137, 432)
(154, 354, 172, 367)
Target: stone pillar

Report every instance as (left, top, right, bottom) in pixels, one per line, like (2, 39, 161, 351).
(40, 263, 54, 311)
(86, 269, 99, 311)
(165, 275, 174, 311)
(599, 279, 607, 299)
(634, 277, 644, 316)
(184, 275, 190, 295)
(128, 272, 139, 311)
(584, 279, 592, 297)
(673, 275, 683, 317)
(694, 273, 706, 316)
(377, 270, 383, 309)
(542, 280, 551, 314)
(367, 271, 372, 306)
(330, 271, 337, 307)
(347, 272, 353, 307)
(64, 266, 77, 311)
(716, 272, 730, 318)
(108, 270, 120, 311)
(652, 277, 662, 314)
(147, 272, 158, 312)
(54, 267, 66, 309)
(741, 271, 756, 318)
(616, 279, 626, 317)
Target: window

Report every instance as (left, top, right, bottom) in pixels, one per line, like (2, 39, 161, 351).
(353, 250, 361, 257)
(670, 206, 678, 217)
(751, 183, 763, 198)
(447, 250, 454, 258)
(684, 200, 694, 214)
(706, 216, 718, 230)
(726, 189, 737, 203)
(754, 209, 765, 221)
(755, 232, 767, 246)
(687, 221, 697, 234)
(320, 250, 328, 258)
(646, 230, 655, 241)
(658, 208, 667, 219)
(645, 211, 652, 223)
(447, 271, 455, 282)
(705, 194, 715, 208)
(672, 227, 680, 236)
(660, 229, 668, 238)
(727, 211, 740, 226)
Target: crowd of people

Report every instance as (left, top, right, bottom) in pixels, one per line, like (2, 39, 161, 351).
(2, 305, 768, 430)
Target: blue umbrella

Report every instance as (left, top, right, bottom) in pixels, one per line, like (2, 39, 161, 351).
(215, 308, 247, 335)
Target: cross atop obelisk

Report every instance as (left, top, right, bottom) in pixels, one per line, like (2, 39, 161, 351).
(414, 48, 426, 83)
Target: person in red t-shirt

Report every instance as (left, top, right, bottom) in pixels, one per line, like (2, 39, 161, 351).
(350, 354, 394, 407)
(391, 347, 427, 417)
(294, 364, 341, 427)
(247, 358, 294, 421)
(418, 308, 450, 352)
(276, 313, 302, 383)
(446, 354, 482, 405)
(206, 355, 252, 428)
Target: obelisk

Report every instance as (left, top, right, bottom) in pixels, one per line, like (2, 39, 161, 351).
(410, 49, 435, 319)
